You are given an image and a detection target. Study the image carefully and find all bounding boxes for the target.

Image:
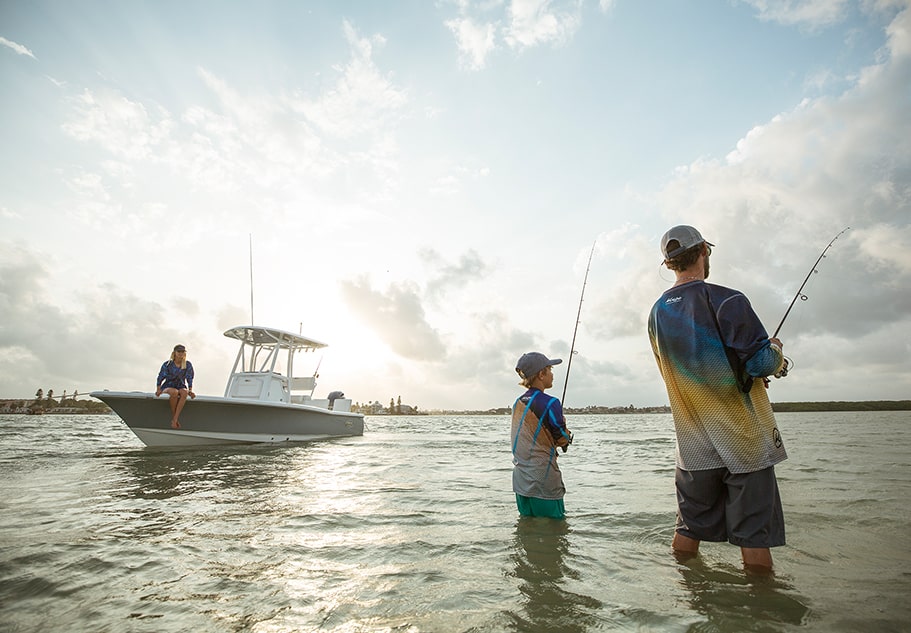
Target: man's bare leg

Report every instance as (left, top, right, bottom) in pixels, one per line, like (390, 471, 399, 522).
(672, 532, 700, 561)
(741, 547, 773, 573)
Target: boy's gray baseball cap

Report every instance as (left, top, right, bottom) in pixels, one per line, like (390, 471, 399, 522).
(661, 225, 714, 260)
(515, 352, 562, 381)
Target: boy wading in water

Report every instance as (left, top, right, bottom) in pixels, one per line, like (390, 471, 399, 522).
(510, 352, 574, 520)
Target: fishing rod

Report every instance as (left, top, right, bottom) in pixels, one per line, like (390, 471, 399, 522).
(772, 227, 850, 339)
(767, 227, 849, 382)
(562, 242, 596, 404)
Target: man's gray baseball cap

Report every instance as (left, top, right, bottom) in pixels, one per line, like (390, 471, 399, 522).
(660, 225, 714, 260)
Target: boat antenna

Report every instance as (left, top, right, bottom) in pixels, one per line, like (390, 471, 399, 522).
(772, 227, 850, 339)
(249, 234, 255, 326)
(562, 241, 596, 405)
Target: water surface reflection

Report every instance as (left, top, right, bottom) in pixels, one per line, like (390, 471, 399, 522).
(675, 557, 811, 632)
(508, 517, 602, 632)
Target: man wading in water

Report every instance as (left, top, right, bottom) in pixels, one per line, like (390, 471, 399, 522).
(511, 352, 574, 520)
(648, 225, 788, 572)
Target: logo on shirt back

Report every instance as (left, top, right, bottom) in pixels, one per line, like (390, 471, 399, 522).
(665, 296, 683, 304)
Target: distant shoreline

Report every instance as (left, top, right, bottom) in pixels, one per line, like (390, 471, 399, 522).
(769, 400, 911, 412)
(2, 398, 908, 416)
(422, 400, 911, 416)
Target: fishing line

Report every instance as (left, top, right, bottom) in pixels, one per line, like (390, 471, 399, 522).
(657, 262, 676, 283)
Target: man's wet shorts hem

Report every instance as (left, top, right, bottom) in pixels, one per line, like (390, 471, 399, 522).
(675, 466, 785, 548)
(516, 494, 565, 519)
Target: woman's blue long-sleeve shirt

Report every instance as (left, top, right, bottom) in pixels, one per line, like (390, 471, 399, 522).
(156, 360, 194, 391)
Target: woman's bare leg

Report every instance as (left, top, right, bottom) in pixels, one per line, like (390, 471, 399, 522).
(171, 388, 189, 428)
(162, 388, 182, 428)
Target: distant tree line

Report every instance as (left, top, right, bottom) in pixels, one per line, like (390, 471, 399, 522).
(421, 404, 673, 416)
(565, 404, 672, 415)
(771, 400, 911, 412)
(414, 401, 910, 416)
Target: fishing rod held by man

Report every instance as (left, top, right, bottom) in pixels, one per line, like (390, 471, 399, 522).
(772, 227, 850, 339)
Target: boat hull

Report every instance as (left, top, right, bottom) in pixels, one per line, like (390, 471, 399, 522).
(92, 391, 364, 447)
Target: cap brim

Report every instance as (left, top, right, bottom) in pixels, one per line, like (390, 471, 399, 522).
(664, 240, 712, 261)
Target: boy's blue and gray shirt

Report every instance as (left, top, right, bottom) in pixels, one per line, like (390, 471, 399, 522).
(510, 388, 570, 500)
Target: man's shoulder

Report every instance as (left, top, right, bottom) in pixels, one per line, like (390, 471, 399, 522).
(705, 281, 738, 294)
(705, 282, 746, 301)
(706, 283, 760, 322)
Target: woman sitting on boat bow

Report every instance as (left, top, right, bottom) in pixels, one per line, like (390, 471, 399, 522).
(155, 344, 195, 429)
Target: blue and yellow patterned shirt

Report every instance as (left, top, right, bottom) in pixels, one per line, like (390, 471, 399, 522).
(648, 280, 787, 474)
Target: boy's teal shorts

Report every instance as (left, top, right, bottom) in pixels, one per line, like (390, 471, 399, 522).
(515, 494, 565, 519)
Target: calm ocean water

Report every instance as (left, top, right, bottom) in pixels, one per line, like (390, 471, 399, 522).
(1, 410, 909, 632)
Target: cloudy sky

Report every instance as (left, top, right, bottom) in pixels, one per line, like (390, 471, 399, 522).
(1, 0, 909, 411)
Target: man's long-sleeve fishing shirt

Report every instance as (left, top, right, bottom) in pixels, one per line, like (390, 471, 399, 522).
(648, 280, 787, 474)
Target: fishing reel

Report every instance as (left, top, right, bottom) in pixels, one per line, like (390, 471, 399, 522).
(763, 357, 793, 388)
(773, 357, 793, 379)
